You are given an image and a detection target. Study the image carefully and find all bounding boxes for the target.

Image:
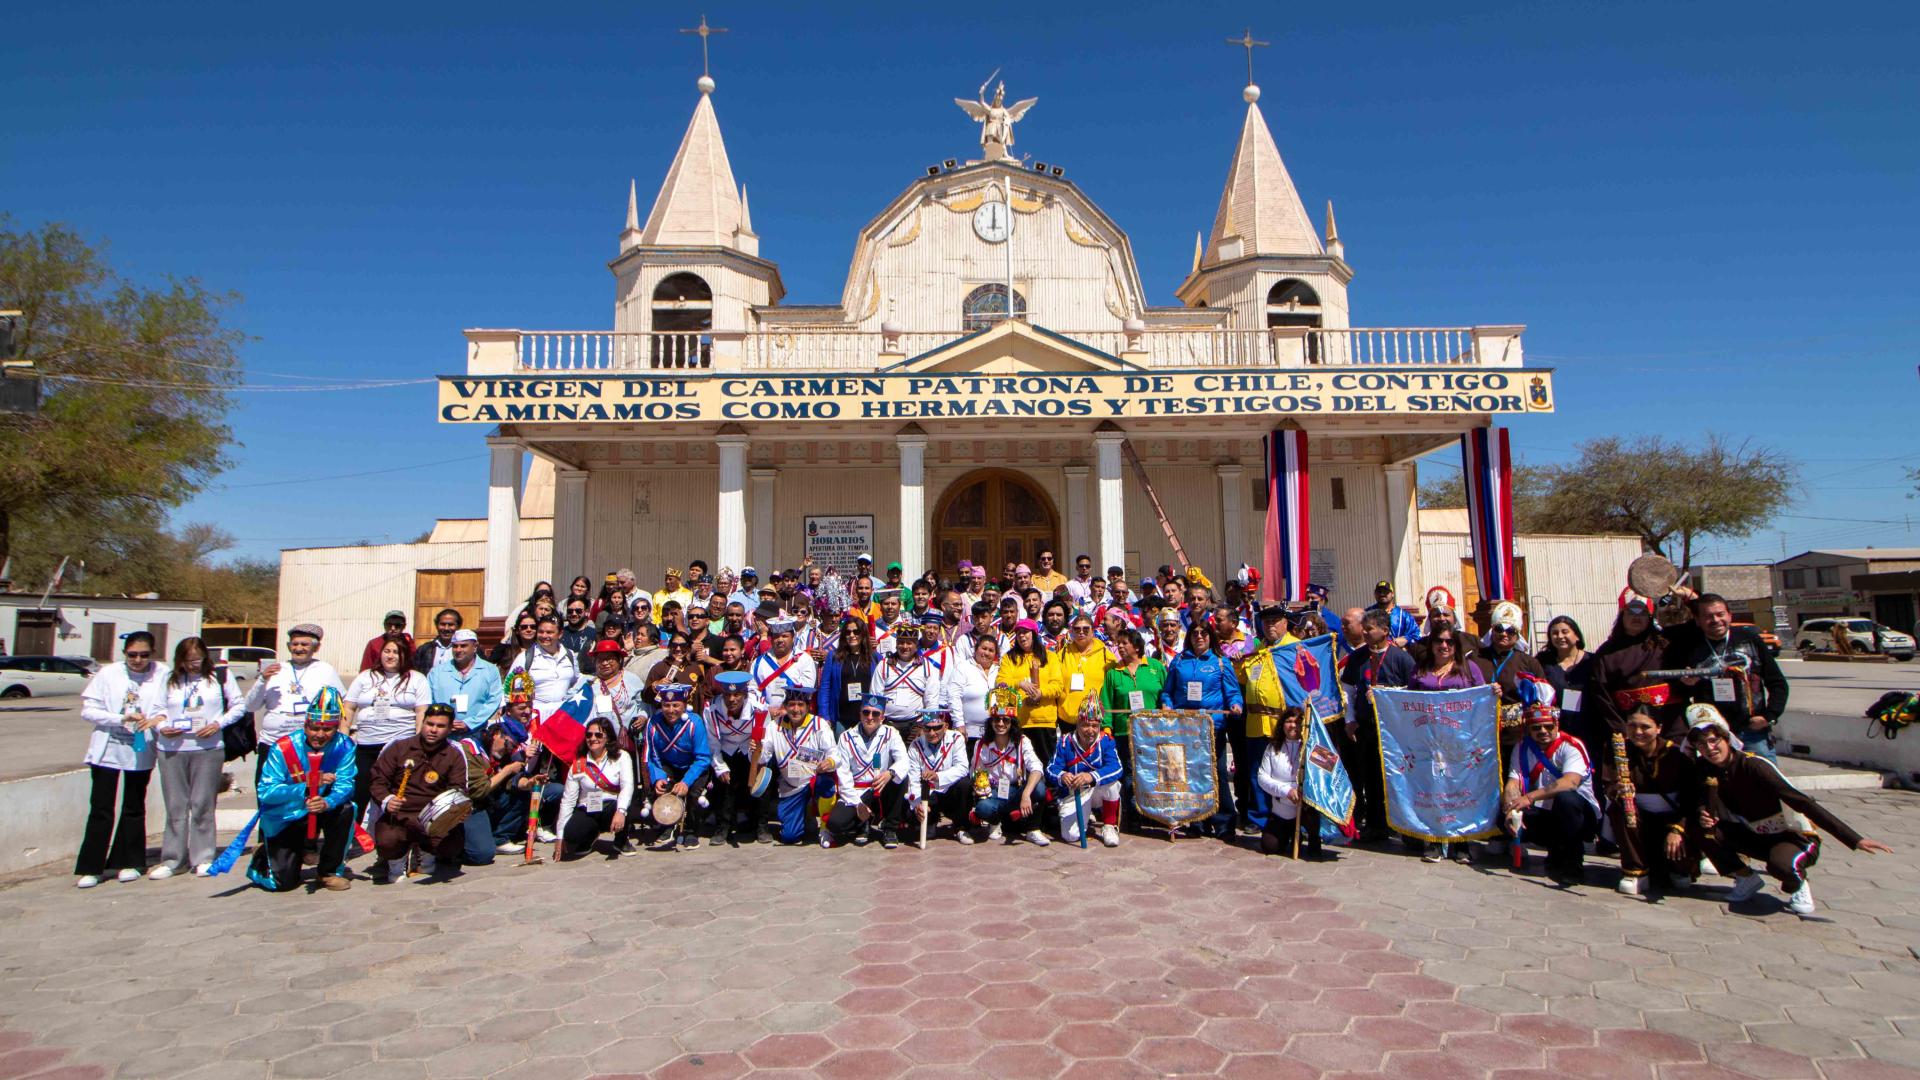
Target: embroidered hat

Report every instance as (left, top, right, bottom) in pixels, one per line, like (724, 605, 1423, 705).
(1424, 586, 1457, 612)
(860, 692, 888, 712)
(1618, 586, 1653, 614)
(781, 683, 817, 699)
(504, 672, 535, 704)
(656, 683, 694, 703)
(1490, 601, 1525, 631)
(767, 617, 797, 634)
(714, 670, 751, 692)
(1305, 582, 1330, 602)
(305, 686, 344, 726)
(1685, 703, 1734, 741)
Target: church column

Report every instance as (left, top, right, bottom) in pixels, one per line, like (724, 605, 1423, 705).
(749, 467, 776, 570)
(1215, 464, 1245, 573)
(1063, 465, 1089, 565)
(552, 468, 589, 591)
(1094, 429, 1127, 576)
(716, 434, 749, 575)
(483, 439, 523, 619)
(1382, 462, 1419, 599)
(897, 431, 929, 582)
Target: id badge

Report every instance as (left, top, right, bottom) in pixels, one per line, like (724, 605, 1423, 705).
(1186, 681, 1202, 702)
(1711, 678, 1736, 703)
(1560, 688, 1582, 713)
(846, 681, 861, 702)
(453, 693, 470, 713)
(1128, 690, 1145, 711)
(995, 776, 1011, 799)
(1069, 672, 1085, 692)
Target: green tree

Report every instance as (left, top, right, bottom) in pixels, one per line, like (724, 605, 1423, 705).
(0, 218, 241, 571)
(1538, 435, 1797, 568)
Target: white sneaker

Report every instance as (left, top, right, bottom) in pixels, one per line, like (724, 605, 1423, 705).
(536, 828, 557, 843)
(76, 875, 100, 889)
(116, 869, 140, 884)
(194, 863, 213, 877)
(956, 830, 976, 845)
(1786, 883, 1816, 915)
(987, 824, 1003, 842)
(1726, 872, 1765, 902)
(1025, 830, 1051, 847)
(497, 842, 524, 854)
(1100, 825, 1120, 848)
(148, 865, 176, 881)
(1616, 875, 1645, 896)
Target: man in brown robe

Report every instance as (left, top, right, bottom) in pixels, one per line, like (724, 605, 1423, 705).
(369, 704, 472, 881)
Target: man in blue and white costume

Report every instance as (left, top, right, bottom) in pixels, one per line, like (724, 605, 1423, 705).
(755, 686, 837, 845)
(643, 683, 712, 851)
(248, 687, 357, 892)
(1047, 708, 1125, 847)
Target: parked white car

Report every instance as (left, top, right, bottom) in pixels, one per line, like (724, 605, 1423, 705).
(0, 655, 95, 698)
(1796, 618, 1915, 661)
(206, 646, 277, 692)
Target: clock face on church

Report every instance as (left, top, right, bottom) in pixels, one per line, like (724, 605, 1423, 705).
(972, 201, 1011, 243)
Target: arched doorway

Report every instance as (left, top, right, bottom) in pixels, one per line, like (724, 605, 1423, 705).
(933, 469, 1060, 579)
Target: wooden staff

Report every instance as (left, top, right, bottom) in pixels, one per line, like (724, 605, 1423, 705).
(391, 758, 416, 876)
(305, 748, 325, 842)
(1612, 733, 1637, 830)
(523, 735, 547, 865)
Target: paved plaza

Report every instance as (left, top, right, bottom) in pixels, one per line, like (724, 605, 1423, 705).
(0, 786, 1915, 1080)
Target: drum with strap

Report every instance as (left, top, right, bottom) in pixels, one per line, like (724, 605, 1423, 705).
(419, 789, 473, 840)
(651, 791, 686, 826)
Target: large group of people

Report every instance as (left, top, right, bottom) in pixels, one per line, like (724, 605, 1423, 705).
(73, 551, 1890, 915)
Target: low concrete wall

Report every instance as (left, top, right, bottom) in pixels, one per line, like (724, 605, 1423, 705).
(1780, 713, 1920, 787)
(0, 767, 166, 877)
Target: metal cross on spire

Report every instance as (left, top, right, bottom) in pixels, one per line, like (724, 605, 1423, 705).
(1226, 28, 1269, 86)
(681, 14, 729, 77)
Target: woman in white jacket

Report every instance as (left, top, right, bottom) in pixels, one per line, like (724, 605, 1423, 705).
(941, 637, 1002, 750)
(151, 637, 246, 879)
(1254, 707, 1321, 859)
(555, 718, 634, 859)
(76, 631, 166, 888)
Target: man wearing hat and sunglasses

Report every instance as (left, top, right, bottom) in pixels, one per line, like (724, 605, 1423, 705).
(1503, 693, 1599, 885)
(827, 693, 910, 849)
(705, 669, 770, 843)
(642, 683, 712, 851)
(247, 688, 358, 892)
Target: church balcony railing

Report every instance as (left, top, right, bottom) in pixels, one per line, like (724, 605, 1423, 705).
(470, 325, 1522, 374)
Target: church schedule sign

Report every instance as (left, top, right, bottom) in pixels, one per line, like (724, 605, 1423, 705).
(804, 515, 873, 577)
(437, 369, 1556, 424)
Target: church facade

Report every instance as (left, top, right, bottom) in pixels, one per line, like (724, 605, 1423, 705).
(437, 74, 1553, 624)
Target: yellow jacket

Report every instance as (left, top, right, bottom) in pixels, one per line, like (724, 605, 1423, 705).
(1054, 643, 1111, 725)
(1237, 632, 1298, 739)
(996, 650, 1061, 729)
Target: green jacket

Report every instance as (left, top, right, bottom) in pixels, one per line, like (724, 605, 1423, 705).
(1098, 657, 1168, 739)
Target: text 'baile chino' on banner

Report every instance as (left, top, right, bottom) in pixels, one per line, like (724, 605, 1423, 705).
(436, 369, 1556, 424)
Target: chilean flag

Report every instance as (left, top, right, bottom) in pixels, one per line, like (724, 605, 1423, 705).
(534, 682, 591, 766)
(1263, 428, 1310, 603)
(1462, 426, 1516, 601)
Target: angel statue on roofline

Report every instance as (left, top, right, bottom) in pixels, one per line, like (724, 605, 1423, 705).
(955, 77, 1037, 160)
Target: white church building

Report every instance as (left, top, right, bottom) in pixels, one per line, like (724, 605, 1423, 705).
(283, 61, 1577, 661)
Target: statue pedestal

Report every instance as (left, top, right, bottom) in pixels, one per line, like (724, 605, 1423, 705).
(983, 143, 1008, 162)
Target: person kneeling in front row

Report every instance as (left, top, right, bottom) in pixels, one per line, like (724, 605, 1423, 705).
(248, 689, 358, 892)
(1048, 709, 1124, 847)
(1504, 700, 1599, 885)
(555, 719, 633, 860)
(756, 687, 837, 845)
(642, 684, 712, 851)
(1687, 705, 1892, 915)
(1256, 707, 1322, 859)
(826, 694, 909, 849)
(907, 709, 974, 844)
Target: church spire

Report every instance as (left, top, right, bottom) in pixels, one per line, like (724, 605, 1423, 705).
(1202, 86, 1322, 265)
(638, 87, 747, 250)
(619, 179, 642, 253)
(1324, 200, 1343, 259)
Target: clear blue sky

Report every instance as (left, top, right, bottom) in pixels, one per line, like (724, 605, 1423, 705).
(5, 1, 1917, 567)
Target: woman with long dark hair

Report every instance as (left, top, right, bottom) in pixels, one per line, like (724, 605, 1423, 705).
(818, 613, 877, 735)
(153, 637, 244, 878)
(969, 709, 1050, 846)
(554, 718, 633, 859)
(997, 620, 1061, 761)
(1536, 615, 1600, 749)
(492, 612, 538, 674)
(343, 638, 431, 824)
